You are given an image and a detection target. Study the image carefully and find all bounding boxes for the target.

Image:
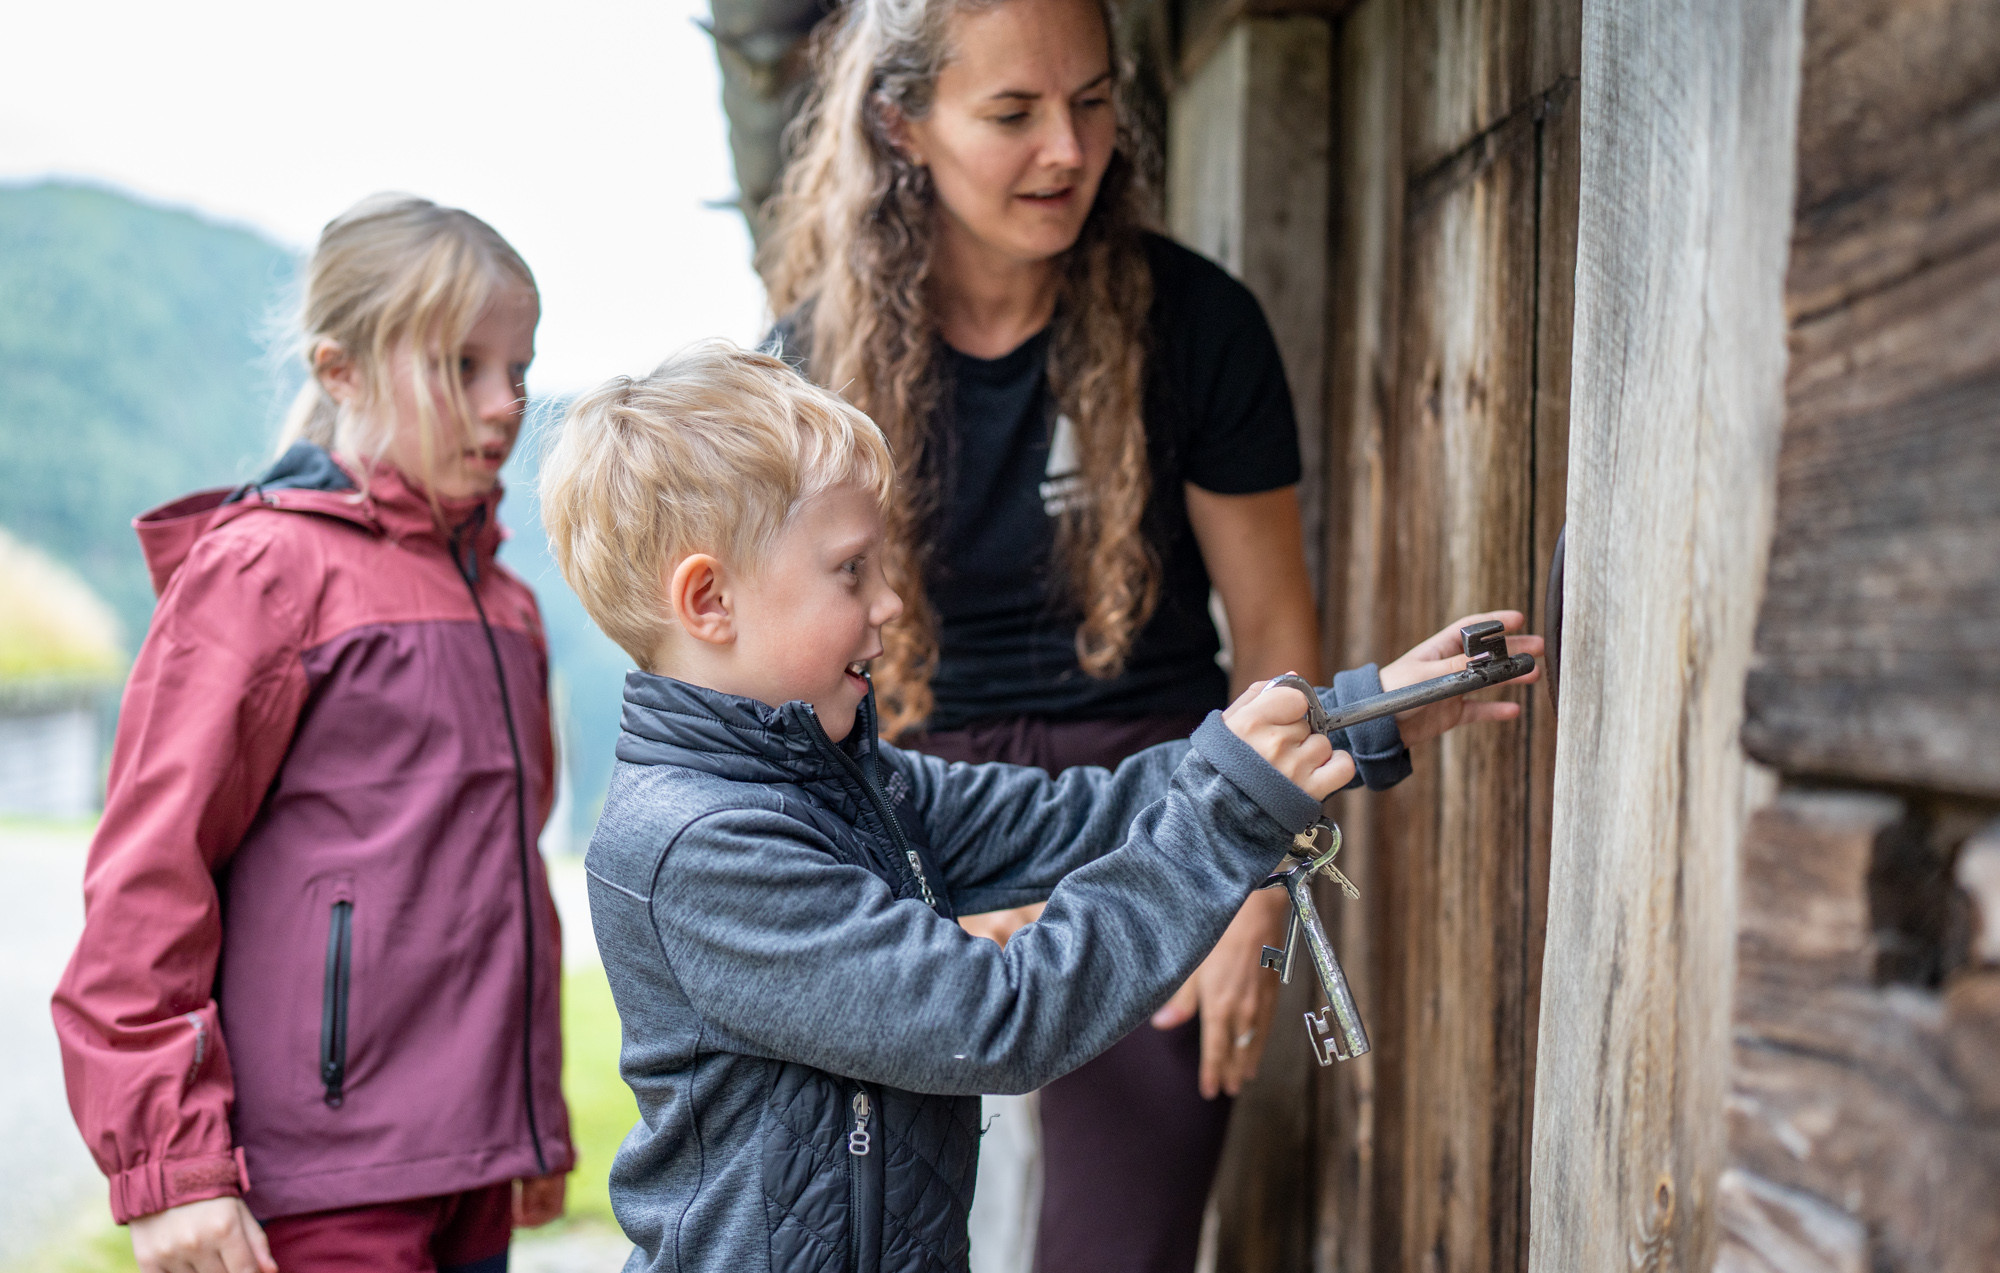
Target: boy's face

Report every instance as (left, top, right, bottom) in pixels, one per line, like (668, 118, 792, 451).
(729, 481, 904, 743)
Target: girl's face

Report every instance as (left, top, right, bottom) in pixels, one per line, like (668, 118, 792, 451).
(383, 283, 538, 500)
(900, 0, 1117, 268)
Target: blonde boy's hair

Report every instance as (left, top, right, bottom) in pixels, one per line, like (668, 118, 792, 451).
(280, 193, 536, 487)
(540, 342, 897, 666)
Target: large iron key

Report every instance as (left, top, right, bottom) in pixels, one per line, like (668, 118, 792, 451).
(1257, 822, 1369, 1064)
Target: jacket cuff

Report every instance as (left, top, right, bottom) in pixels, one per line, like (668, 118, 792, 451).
(1325, 664, 1414, 791)
(108, 1148, 249, 1224)
(1192, 710, 1323, 834)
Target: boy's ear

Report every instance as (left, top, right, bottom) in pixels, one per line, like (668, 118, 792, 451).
(669, 554, 734, 646)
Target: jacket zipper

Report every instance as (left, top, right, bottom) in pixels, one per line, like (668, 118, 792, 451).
(450, 513, 548, 1174)
(802, 706, 937, 912)
(847, 1084, 879, 1273)
(320, 900, 352, 1107)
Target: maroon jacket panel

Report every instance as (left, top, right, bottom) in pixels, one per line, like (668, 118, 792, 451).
(52, 461, 573, 1223)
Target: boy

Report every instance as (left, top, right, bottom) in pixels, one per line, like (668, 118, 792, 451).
(539, 343, 1531, 1273)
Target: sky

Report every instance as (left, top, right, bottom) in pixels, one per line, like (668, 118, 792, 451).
(0, 0, 770, 395)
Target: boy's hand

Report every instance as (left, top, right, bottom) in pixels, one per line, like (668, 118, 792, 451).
(130, 1196, 276, 1273)
(1221, 681, 1356, 800)
(514, 1172, 567, 1228)
(1380, 610, 1544, 747)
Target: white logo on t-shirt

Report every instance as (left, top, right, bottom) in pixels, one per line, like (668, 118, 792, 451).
(1039, 413, 1088, 516)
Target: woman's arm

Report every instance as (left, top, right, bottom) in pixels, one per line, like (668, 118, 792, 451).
(1163, 483, 1323, 1098)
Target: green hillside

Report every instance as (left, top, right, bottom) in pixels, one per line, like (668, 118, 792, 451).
(0, 180, 626, 836)
(0, 181, 301, 643)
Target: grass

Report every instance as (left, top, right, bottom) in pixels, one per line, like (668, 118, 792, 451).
(7, 967, 636, 1270)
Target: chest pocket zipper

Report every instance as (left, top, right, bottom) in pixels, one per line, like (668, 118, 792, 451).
(320, 899, 352, 1107)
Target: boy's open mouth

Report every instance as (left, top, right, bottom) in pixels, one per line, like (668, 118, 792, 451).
(845, 661, 871, 691)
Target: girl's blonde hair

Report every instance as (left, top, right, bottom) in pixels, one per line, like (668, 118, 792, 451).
(279, 194, 537, 490)
(758, 0, 1159, 739)
(540, 342, 897, 667)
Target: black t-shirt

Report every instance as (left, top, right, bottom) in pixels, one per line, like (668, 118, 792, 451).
(768, 233, 1301, 728)
(923, 234, 1300, 727)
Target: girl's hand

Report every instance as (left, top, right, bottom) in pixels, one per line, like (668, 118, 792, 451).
(1380, 610, 1544, 747)
(1221, 681, 1356, 800)
(514, 1172, 568, 1228)
(1150, 888, 1289, 1098)
(130, 1196, 276, 1273)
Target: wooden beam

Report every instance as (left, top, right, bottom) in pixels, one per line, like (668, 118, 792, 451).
(1525, 3, 1804, 1270)
(1161, 20, 1332, 1271)
(1166, 18, 1333, 584)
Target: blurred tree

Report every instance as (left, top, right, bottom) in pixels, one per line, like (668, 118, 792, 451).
(0, 181, 299, 646)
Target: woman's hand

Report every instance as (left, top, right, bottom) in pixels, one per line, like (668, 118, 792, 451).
(1150, 888, 1290, 1098)
(1380, 610, 1544, 747)
(130, 1196, 276, 1273)
(514, 1172, 567, 1228)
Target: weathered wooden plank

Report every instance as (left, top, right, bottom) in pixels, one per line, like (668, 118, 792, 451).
(1401, 0, 1534, 176)
(1791, 0, 2000, 226)
(1957, 822, 2000, 965)
(1164, 20, 1333, 1272)
(1166, 17, 1332, 583)
(1315, 3, 1404, 1267)
(1728, 1037, 2000, 1272)
(1525, 3, 1804, 1271)
(1713, 1167, 1866, 1273)
(1739, 0, 2000, 800)
(1735, 790, 1898, 986)
(1175, 0, 1356, 83)
(1386, 106, 1541, 1273)
(1943, 970, 2000, 1116)
(1519, 63, 1578, 1226)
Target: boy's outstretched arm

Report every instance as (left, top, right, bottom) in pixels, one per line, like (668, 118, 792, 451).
(888, 663, 1410, 915)
(618, 686, 1349, 1097)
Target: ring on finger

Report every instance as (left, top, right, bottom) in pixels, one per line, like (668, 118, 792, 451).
(1233, 1028, 1257, 1050)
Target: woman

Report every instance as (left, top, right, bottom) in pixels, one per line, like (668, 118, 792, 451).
(758, 0, 1534, 1267)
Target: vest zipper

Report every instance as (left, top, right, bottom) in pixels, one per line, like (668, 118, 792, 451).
(801, 706, 937, 912)
(847, 1083, 881, 1273)
(450, 513, 548, 1174)
(320, 900, 352, 1107)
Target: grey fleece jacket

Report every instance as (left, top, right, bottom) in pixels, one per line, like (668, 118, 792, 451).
(585, 670, 1403, 1273)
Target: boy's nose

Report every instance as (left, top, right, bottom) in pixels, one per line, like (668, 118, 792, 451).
(875, 586, 905, 627)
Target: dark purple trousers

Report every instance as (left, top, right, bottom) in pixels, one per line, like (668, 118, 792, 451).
(912, 712, 1229, 1273)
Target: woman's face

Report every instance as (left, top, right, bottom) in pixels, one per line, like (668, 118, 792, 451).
(901, 0, 1118, 267)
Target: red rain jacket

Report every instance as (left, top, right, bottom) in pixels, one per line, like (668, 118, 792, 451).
(52, 447, 573, 1222)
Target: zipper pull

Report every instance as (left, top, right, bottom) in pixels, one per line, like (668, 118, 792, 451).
(848, 1089, 872, 1156)
(904, 849, 938, 909)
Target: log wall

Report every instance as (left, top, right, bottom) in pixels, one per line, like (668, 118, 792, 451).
(1716, 1, 2000, 1268)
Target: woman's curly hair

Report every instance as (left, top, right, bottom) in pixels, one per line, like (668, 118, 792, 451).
(758, 0, 1159, 739)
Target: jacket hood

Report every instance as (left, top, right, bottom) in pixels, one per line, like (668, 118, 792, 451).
(616, 670, 881, 786)
(135, 442, 507, 598)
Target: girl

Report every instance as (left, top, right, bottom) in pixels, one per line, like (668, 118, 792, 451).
(758, 1, 1538, 1269)
(53, 195, 573, 1273)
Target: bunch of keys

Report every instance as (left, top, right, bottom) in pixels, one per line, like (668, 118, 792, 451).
(1255, 623, 1535, 1066)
